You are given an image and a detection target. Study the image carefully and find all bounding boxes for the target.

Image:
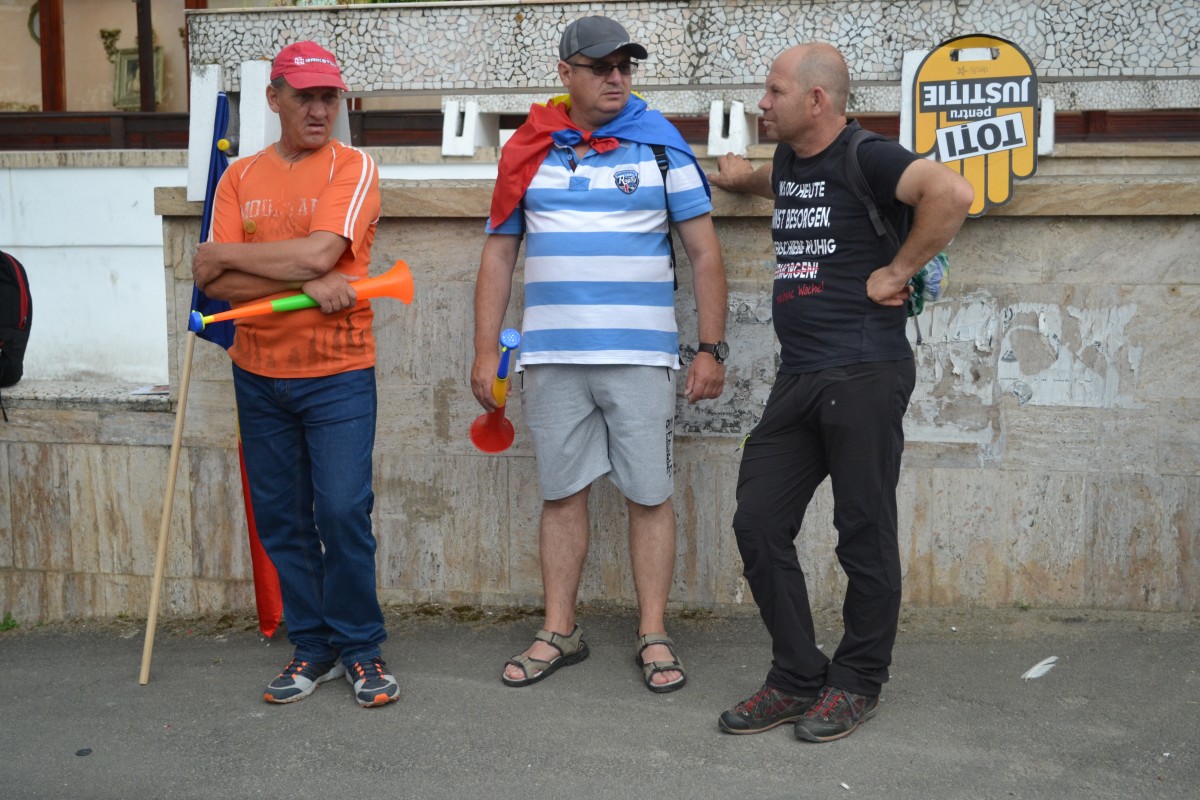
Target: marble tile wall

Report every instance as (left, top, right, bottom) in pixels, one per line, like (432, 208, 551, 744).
(187, 1, 1199, 109)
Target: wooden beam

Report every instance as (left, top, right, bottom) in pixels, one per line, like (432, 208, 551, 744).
(38, 0, 65, 111)
(135, 0, 155, 112)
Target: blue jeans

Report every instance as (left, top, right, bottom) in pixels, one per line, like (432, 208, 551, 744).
(232, 364, 386, 667)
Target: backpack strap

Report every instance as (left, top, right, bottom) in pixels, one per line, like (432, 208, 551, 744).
(845, 127, 901, 249)
(845, 126, 924, 337)
(651, 144, 678, 291)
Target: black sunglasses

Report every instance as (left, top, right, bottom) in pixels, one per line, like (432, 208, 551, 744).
(567, 60, 639, 77)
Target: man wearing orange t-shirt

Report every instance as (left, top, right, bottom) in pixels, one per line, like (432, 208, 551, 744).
(192, 41, 397, 709)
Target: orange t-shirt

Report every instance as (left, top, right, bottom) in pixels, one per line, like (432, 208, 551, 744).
(212, 140, 381, 378)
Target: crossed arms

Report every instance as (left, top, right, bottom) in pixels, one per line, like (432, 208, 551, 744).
(192, 231, 358, 314)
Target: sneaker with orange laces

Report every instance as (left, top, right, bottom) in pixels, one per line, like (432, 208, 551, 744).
(718, 685, 817, 734)
(793, 685, 879, 742)
(345, 657, 399, 707)
(263, 657, 346, 704)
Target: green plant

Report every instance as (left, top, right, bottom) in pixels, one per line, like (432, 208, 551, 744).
(0, 612, 18, 631)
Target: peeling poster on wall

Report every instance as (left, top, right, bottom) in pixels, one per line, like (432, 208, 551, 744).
(997, 303, 1143, 409)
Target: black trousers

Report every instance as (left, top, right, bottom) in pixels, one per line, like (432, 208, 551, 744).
(732, 358, 915, 698)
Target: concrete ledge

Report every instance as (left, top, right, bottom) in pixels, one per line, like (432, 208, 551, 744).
(155, 170, 1200, 219)
(3, 138, 1196, 173)
(0, 150, 189, 169)
(987, 176, 1200, 216)
(0, 381, 170, 412)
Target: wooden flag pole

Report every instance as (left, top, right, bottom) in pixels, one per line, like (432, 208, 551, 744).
(138, 332, 195, 684)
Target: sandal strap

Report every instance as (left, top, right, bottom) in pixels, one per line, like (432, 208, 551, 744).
(505, 653, 553, 680)
(534, 625, 583, 658)
(642, 660, 683, 674)
(637, 632, 685, 679)
(636, 632, 678, 659)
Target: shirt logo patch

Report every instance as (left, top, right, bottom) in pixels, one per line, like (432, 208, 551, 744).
(613, 170, 640, 194)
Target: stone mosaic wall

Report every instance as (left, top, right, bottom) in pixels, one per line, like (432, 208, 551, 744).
(186, 0, 1199, 109)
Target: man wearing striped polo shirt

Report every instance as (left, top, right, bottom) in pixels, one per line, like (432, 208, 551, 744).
(472, 16, 728, 694)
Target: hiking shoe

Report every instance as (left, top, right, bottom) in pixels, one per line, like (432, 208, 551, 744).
(793, 685, 880, 742)
(263, 657, 346, 704)
(718, 685, 816, 734)
(346, 657, 400, 707)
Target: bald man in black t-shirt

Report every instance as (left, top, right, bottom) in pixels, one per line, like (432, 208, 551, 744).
(709, 43, 973, 742)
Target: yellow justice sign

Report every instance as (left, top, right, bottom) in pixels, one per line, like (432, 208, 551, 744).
(912, 34, 1038, 217)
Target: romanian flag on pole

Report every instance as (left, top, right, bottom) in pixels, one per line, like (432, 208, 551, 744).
(194, 93, 283, 639)
(194, 93, 234, 349)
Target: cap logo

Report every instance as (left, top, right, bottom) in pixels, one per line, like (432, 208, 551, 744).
(291, 56, 337, 68)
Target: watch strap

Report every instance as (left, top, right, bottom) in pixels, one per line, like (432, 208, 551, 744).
(698, 341, 728, 363)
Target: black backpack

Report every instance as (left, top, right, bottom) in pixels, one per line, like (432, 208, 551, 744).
(0, 250, 33, 391)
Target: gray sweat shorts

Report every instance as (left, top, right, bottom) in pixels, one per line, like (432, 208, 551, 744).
(519, 363, 676, 505)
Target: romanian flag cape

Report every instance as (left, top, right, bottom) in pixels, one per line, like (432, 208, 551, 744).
(489, 93, 710, 229)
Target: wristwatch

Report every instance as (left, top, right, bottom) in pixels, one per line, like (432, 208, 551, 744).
(698, 341, 729, 364)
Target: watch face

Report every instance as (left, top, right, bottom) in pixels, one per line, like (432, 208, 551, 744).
(714, 341, 730, 361)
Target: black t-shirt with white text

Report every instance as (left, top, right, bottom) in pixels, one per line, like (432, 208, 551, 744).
(770, 122, 919, 373)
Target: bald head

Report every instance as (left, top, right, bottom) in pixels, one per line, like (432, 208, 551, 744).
(778, 43, 850, 115)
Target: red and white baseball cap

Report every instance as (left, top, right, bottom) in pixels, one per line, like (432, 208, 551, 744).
(270, 41, 348, 90)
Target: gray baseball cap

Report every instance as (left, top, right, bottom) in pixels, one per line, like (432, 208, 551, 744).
(559, 16, 648, 61)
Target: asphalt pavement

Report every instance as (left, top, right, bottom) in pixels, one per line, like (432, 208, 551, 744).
(0, 604, 1196, 800)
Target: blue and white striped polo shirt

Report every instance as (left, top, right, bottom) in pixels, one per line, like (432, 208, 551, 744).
(487, 141, 713, 369)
